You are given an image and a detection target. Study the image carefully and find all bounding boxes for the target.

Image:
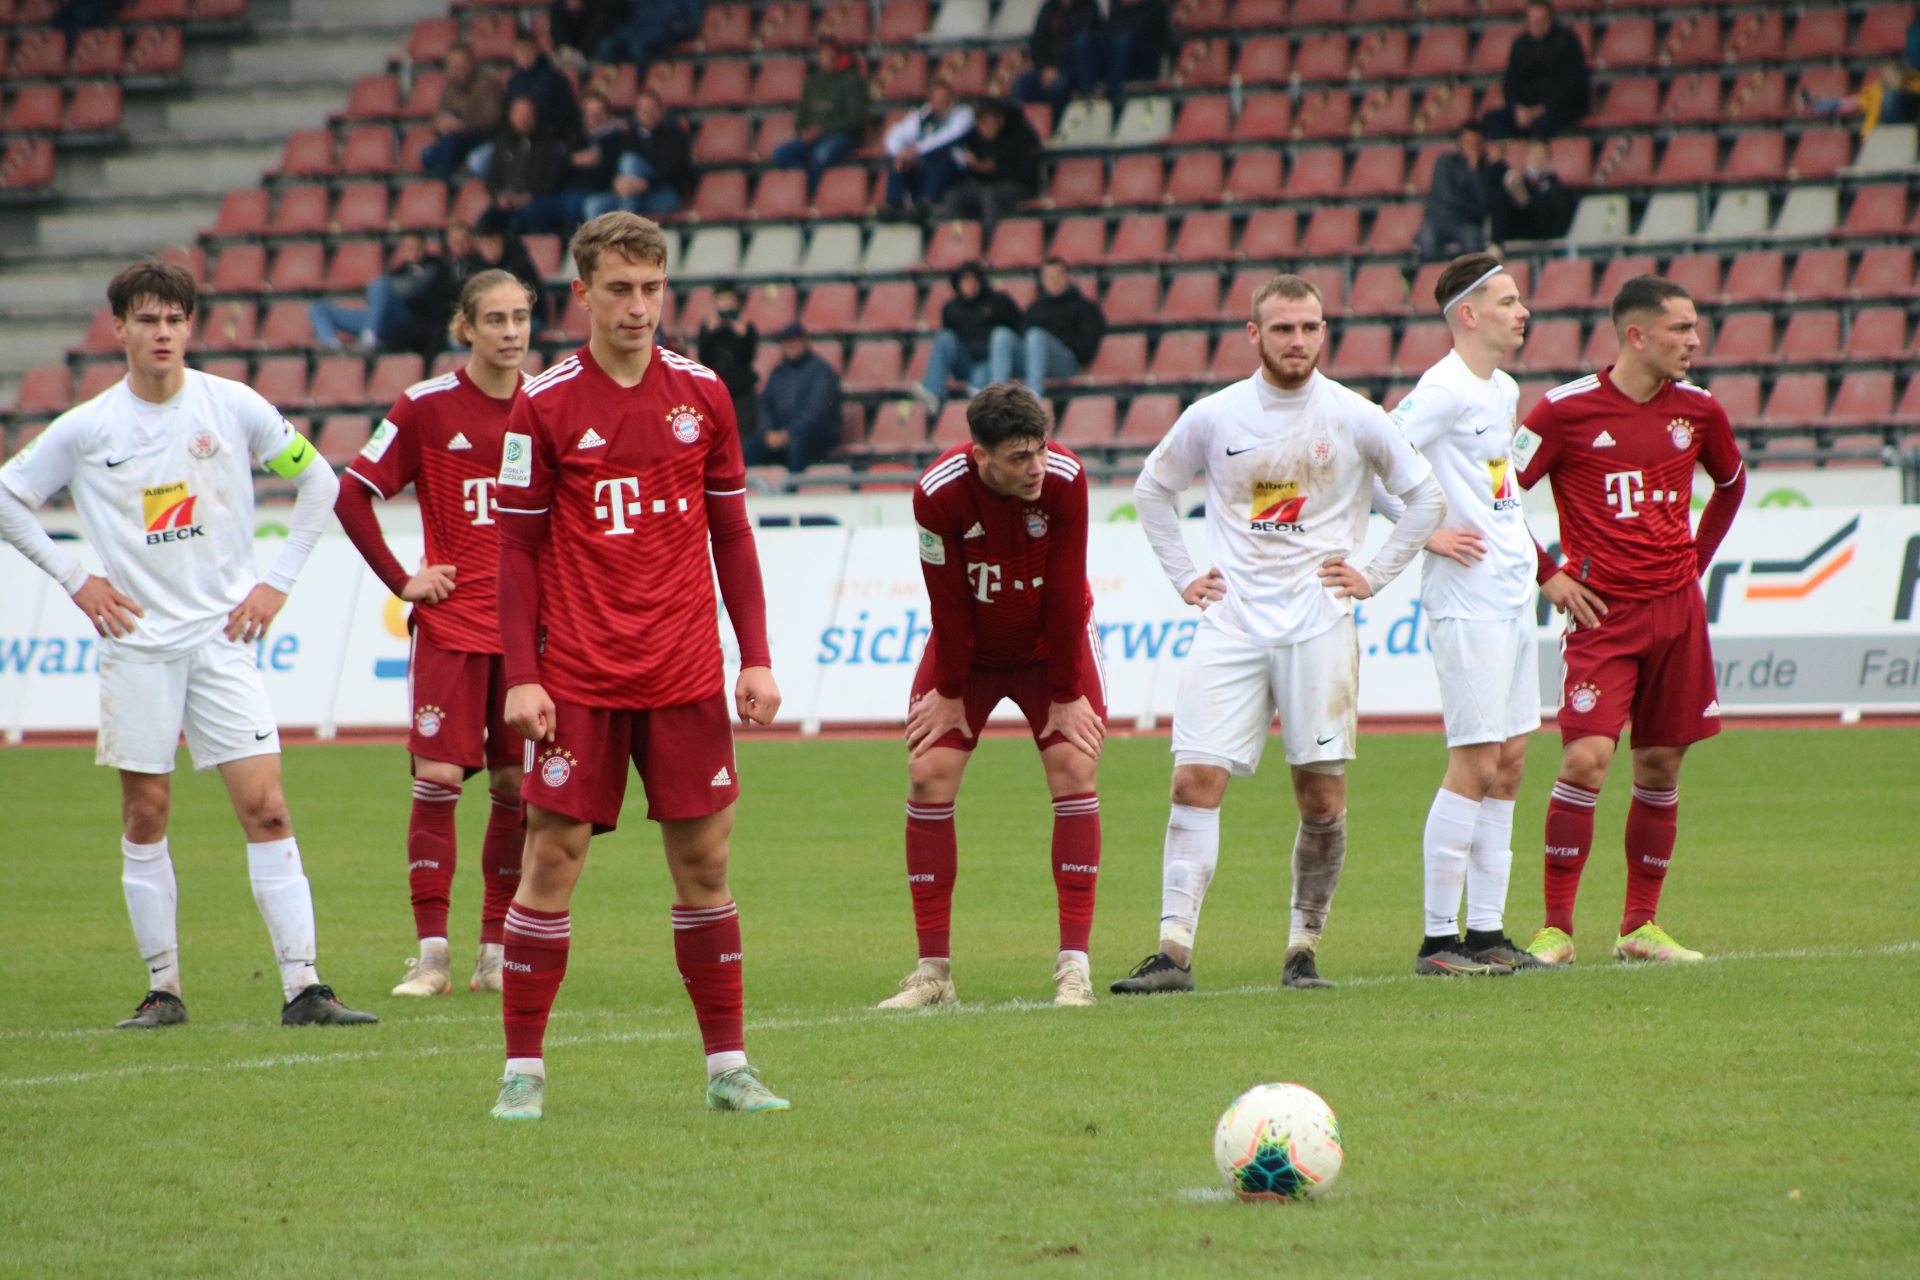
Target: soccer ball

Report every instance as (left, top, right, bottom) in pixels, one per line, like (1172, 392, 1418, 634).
(1212, 1083, 1344, 1201)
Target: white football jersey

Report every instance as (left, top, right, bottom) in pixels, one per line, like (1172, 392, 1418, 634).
(1138, 370, 1431, 646)
(0, 370, 303, 659)
(1388, 350, 1536, 620)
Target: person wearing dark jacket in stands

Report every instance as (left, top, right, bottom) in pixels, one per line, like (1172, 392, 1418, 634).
(519, 91, 629, 235)
(1488, 138, 1578, 242)
(1012, 0, 1103, 117)
(461, 210, 547, 333)
(421, 44, 506, 181)
(771, 42, 871, 194)
(310, 234, 458, 356)
(940, 99, 1043, 240)
(506, 32, 583, 141)
(747, 324, 842, 472)
(1415, 124, 1498, 261)
(1102, 0, 1174, 106)
(548, 0, 626, 70)
(697, 284, 760, 436)
(916, 261, 1023, 409)
(614, 88, 694, 217)
(488, 97, 569, 233)
(991, 258, 1105, 391)
(1481, 1, 1590, 139)
(599, 0, 703, 76)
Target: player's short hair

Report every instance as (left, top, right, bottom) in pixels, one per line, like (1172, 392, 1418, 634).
(1611, 275, 1691, 330)
(1250, 273, 1322, 324)
(966, 383, 1050, 451)
(1434, 252, 1507, 313)
(107, 261, 197, 320)
(448, 268, 534, 344)
(569, 211, 670, 283)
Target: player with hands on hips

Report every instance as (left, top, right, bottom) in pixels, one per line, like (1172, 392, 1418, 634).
(883, 385, 1108, 1011)
(487, 213, 786, 1121)
(0, 262, 376, 1029)
(1112, 274, 1446, 996)
(335, 269, 536, 999)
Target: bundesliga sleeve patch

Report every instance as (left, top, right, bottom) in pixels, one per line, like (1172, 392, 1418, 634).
(361, 418, 399, 464)
(499, 432, 533, 487)
(916, 522, 946, 565)
(1511, 426, 1542, 471)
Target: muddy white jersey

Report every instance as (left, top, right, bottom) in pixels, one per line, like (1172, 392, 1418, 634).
(1137, 370, 1431, 646)
(0, 370, 305, 659)
(1388, 350, 1535, 620)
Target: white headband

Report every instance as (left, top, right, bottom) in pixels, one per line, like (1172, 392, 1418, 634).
(1441, 265, 1506, 316)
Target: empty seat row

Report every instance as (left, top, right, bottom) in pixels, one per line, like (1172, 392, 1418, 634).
(1529, 249, 1920, 311)
(1570, 186, 1853, 246)
(1, 25, 182, 78)
(1710, 371, 1920, 431)
(211, 181, 479, 238)
(0, 136, 54, 187)
(0, 82, 121, 132)
(0, 0, 244, 24)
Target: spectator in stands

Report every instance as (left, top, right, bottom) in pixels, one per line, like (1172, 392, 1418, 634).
(916, 261, 1023, 410)
(697, 285, 760, 437)
(599, 0, 705, 76)
(772, 43, 871, 195)
(747, 324, 843, 472)
(462, 209, 548, 333)
(421, 44, 505, 182)
(1102, 0, 1174, 107)
(1481, 0, 1589, 140)
(1012, 0, 1104, 117)
(1488, 138, 1577, 243)
(310, 235, 459, 356)
(51, 0, 120, 41)
(601, 88, 694, 218)
(882, 84, 975, 218)
(941, 99, 1043, 240)
(507, 31, 583, 142)
(1800, 61, 1919, 133)
(517, 91, 630, 235)
(991, 258, 1105, 394)
(1415, 124, 1495, 261)
(488, 97, 568, 232)
(548, 0, 626, 72)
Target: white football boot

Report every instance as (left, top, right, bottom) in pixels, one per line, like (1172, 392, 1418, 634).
(1053, 953, 1096, 1007)
(878, 959, 956, 1009)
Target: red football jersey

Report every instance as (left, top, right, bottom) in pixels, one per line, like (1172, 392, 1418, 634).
(1515, 369, 1743, 601)
(913, 442, 1092, 701)
(346, 367, 520, 653)
(495, 344, 745, 708)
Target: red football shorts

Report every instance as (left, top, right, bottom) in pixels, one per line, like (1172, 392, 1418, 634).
(408, 633, 522, 771)
(908, 620, 1108, 753)
(1557, 583, 1721, 748)
(521, 691, 740, 833)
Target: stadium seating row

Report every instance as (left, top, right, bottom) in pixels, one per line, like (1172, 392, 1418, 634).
(1, 26, 183, 78)
(0, 82, 123, 134)
(0, 0, 243, 25)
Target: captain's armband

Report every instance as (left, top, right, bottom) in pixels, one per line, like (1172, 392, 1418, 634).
(264, 433, 318, 479)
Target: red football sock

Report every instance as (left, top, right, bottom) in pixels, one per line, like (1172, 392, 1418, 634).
(673, 902, 745, 1056)
(406, 779, 461, 940)
(501, 904, 569, 1061)
(1622, 785, 1678, 935)
(479, 790, 525, 946)
(904, 801, 958, 960)
(1051, 792, 1101, 953)
(1542, 778, 1599, 935)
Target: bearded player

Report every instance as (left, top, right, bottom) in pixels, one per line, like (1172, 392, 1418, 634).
(1112, 274, 1444, 995)
(0, 261, 375, 1028)
(335, 269, 533, 997)
(1376, 254, 1606, 976)
(488, 212, 787, 1120)
(1515, 275, 1744, 965)
(880, 384, 1107, 1011)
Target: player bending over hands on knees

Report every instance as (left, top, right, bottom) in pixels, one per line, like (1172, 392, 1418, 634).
(0, 262, 375, 1028)
(1513, 276, 1743, 967)
(335, 270, 534, 998)
(488, 213, 786, 1121)
(1112, 274, 1445, 996)
(1373, 253, 1605, 977)
(882, 384, 1107, 1011)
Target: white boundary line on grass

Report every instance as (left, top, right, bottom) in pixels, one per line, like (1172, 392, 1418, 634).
(7, 942, 1915, 1089)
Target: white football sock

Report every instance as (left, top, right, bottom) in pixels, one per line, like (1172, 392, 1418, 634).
(1465, 796, 1516, 934)
(419, 937, 449, 963)
(505, 1056, 545, 1080)
(1058, 949, 1089, 971)
(1158, 804, 1220, 950)
(1422, 788, 1481, 937)
(1289, 811, 1347, 949)
(707, 1050, 748, 1080)
(121, 837, 180, 996)
(247, 838, 319, 1000)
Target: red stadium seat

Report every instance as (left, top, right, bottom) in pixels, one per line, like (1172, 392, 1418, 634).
(751, 170, 807, 219)
(1655, 133, 1717, 185)
(855, 282, 917, 333)
(327, 182, 386, 235)
(1724, 10, 1784, 62)
(1664, 254, 1724, 305)
(860, 401, 927, 455)
(987, 218, 1044, 271)
(1593, 77, 1659, 128)
(1408, 263, 1446, 316)
(279, 129, 335, 177)
(1238, 209, 1297, 260)
(342, 74, 398, 120)
(742, 283, 796, 334)
(396, 124, 434, 175)
(197, 301, 256, 351)
(14, 365, 72, 416)
(1660, 74, 1722, 127)
(917, 281, 953, 331)
(1300, 207, 1360, 257)
(1785, 250, 1849, 303)
(1347, 146, 1405, 198)
(1234, 35, 1290, 84)
(1357, 85, 1412, 137)
(1842, 184, 1908, 237)
(877, 0, 929, 42)
(1172, 96, 1231, 144)
(1294, 89, 1352, 139)
(1778, 311, 1842, 363)
(1163, 273, 1221, 323)
(1895, 375, 1920, 428)
(757, 1, 811, 49)
(1790, 130, 1850, 180)
(818, 0, 870, 44)
(450, 179, 486, 227)
(364, 355, 424, 406)
(1330, 326, 1393, 379)
(1549, 136, 1593, 187)
(6, 84, 63, 132)
(753, 113, 795, 161)
(308, 356, 366, 409)
(75, 307, 119, 355)
(1853, 247, 1916, 299)
(842, 340, 904, 391)
(1827, 372, 1897, 427)
(1170, 38, 1231, 87)
(1584, 319, 1619, 371)
(1054, 397, 1116, 448)
(1591, 256, 1656, 308)
(1846, 308, 1911, 360)
(1046, 158, 1106, 209)
(873, 50, 928, 101)
(1223, 151, 1282, 202)
(1721, 132, 1786, 183)
(212, 245, 266, 293)
(812, 166, 869, 218)
(922, 221, 980, 272)
(1109, 215, 1168, 265)
(63, 81, 120, 133)
(268, 243, 324, 292)
(1761, 373, 1828, 427)
(213, 188, 269, 237)
(1228, 0, 1288, 29)
(271, 185, 329, 236)
(1858, 4, 1914, 55)
(1108, 156, 1164, 207)
(10, 30, 64, 78)
(1103, 274, 1161, 325)
(754, 58, 806, 105)
(1393, 323, 1452, 376)
(1049, 217, 1107, 265)
(1788, 9, 1846, 59)
(692, 171, 748, 221)
(325, 240, 383, 292)
(401, 70, 444, 120)
(1594, 16, 1655, 68)
(1722, 252, 1785, 306)
(69, 28, 124, 76)
(695, 60, 751, 108)
(1517, 318, 1583, 374)
(1299, 266, 1345, 317)
(799, 283, 858, 334)
(1078, 334, 1148, 385)
(1364, 205, 1423, 257)
(1286, 150, 1345, 200)
(1166, 152, 1224, 204)
(339, 126, 394, 176)
(1705, 312, 1775, 366)
(1119, 394, 1182, 446)
(392, 181, 447, 231)
(1293, 0, 1349, 20)
(1349, 265, 1410, 317)
(1706, 375, 1761, 427)
(1232, 93, 1290, 141)
(1471, 23, 1520, 76)
(315, 416, 372, 466)
(259, 300, 314, 349)
(1532, 258, 1595, 311)
(252, 356, 310, 407)
(1413, 86, 1472, 137)
(1596, 135, 1652, 186)
(1293, 33, 1349, 82)
(1210, 331, 1260, 380)
(693, 116, 750, 166)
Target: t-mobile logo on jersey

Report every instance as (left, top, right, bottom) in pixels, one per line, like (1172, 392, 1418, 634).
(593, 476, 644, 534)
(463, 477, 497, 525)
(1603, 469, 1646, 519)
(967, 561, 1003, 602)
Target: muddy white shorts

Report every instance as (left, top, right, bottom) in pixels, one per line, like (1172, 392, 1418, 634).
(97, 637, 280, 774)
(1170, 614, 1357, 775)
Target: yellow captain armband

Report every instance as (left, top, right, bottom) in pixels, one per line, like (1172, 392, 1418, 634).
(265, 433, 317, 480)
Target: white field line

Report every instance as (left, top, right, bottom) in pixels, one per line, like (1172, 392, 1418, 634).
(6, 942, 1914, 1090)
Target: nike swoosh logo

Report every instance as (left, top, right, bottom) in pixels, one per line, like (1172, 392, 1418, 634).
(1315, 734, 1337, 745)
(254, 730, 274, 740)
(1474, 425, 1493, 435)
(1225, 446, 1259, 457)
(106, 457, 132, 467)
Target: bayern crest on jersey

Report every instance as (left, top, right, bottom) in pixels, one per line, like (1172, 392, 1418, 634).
(187, 430, 219, 460)
(414, 705, 443, 737)
(539, 749, 576, 787)
(667, 404, 702, 444)
(1568, 683, 1601, 715)
(1025, 509, 1048, 538)
(1668, 419, 1693, 450)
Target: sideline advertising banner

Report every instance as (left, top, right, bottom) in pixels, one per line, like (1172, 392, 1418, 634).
(4, 509, 1919, 736)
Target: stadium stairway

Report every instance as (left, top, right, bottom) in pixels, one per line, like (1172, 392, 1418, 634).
(0, 0, 444, 406)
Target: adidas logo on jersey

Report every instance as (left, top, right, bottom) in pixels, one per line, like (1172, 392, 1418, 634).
(447, 432, 472, 450)
(1592, 430, 1617, 448)
(711, 767, 731, 786)
(1704, 700, 1720, 716)
(577, 428, 607, 449)
(964, 522, 985, 538)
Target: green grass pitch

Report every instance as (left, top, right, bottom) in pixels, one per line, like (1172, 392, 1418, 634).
(2, 728, 1916, 1278)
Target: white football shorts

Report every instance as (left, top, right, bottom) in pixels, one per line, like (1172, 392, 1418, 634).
(1429, 612, 1542, 748)
(1171, 614, 1357, 775)
(97, 637, 281, 774)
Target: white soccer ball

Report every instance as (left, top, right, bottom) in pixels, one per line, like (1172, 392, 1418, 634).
(1212, 1082, 1344, 1201)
